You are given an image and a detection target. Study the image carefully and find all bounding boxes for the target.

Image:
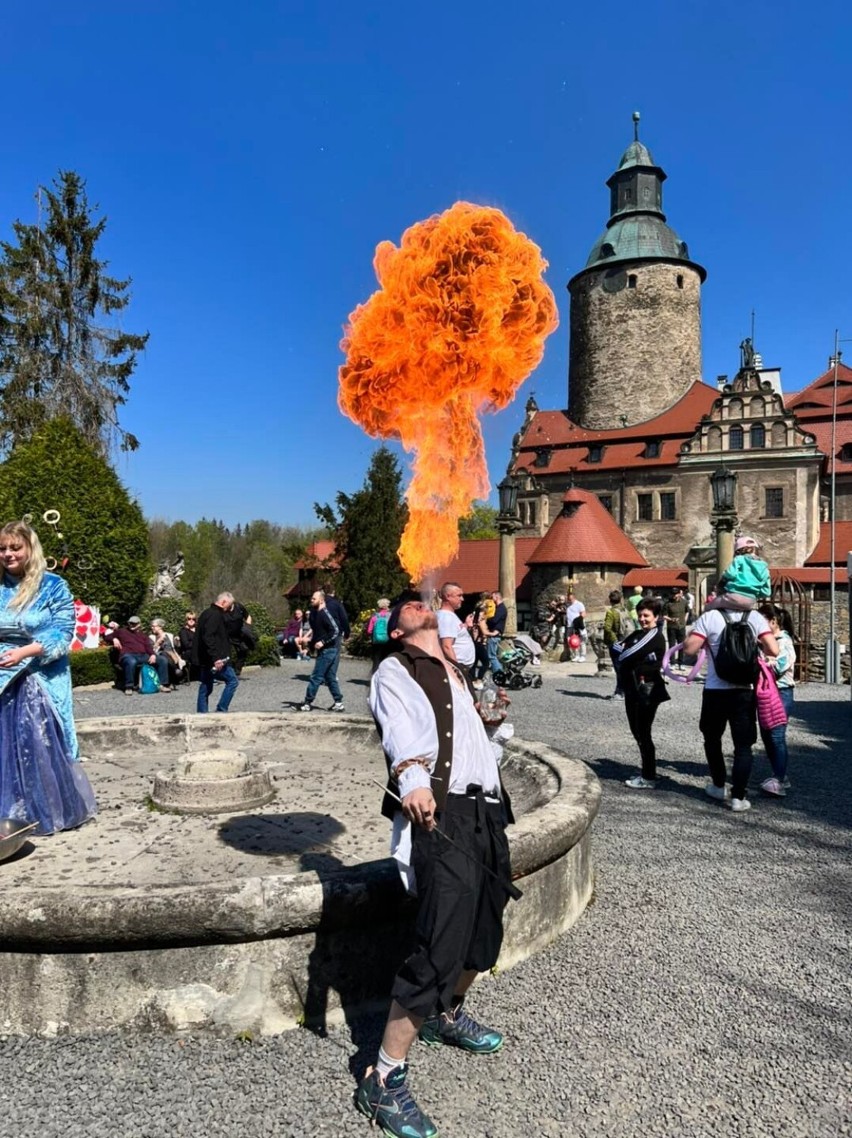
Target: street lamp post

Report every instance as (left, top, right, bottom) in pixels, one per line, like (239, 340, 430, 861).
(710, 465, 738, 585)
(826, 332, 850, 684)
(496, 476, 521, 636)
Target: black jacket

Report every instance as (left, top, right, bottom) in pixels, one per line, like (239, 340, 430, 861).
(325, 596, 350, 639)
(192, 604, 232, 668)
(615, 627, 670, 705)
(308, 606, 339, 648)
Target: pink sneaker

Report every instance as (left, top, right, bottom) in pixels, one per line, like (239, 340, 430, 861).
(760, 777, 786, 797)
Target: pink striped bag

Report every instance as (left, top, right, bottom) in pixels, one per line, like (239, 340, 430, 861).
(755, 657, 787, 730)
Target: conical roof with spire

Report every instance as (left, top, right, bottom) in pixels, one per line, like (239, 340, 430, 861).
(527, 488, 648, 568)
(572, 112, 706, 283)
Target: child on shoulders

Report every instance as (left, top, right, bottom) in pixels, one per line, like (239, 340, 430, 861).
(706, 536, 770, 612)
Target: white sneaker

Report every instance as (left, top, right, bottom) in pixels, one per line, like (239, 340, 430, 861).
(625, 776, 656, 789)
(298, 702, 313, 712)
(330, 701, 345, 712)
(705, 783, 731, 802)
(730, 797, 751, 813)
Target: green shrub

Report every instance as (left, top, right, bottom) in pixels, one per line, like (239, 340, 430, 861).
(138, 596, 188, 632)
(245, 635, 280, 668)
(69, 647, 116, 687)
(244, 602, 274, 638)
(346, 608, 374, 658)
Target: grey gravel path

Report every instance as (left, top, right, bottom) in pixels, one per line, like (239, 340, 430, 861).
(3, 659, 851, 1137)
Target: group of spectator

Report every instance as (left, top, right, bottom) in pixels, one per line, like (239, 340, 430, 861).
(611, 536, 796, 812)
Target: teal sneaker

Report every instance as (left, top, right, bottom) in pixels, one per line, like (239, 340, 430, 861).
(356, 1064, 438, 1138)
(419, 1005, 503, 1053)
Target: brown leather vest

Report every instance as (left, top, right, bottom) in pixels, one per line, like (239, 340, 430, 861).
(377, 644, 475, 819)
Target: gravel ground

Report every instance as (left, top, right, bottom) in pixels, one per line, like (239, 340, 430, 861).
(4, 659, 851, 1137)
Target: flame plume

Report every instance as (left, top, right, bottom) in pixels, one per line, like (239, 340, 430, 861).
(338, 201, 558, 582)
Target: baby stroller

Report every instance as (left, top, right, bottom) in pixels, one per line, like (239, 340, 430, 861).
(493, 634, 543, 690)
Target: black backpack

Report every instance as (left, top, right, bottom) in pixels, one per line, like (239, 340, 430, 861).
(711, 611, 759, 685)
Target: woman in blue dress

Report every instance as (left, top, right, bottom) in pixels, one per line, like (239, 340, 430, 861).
(0, 521, 96, 834)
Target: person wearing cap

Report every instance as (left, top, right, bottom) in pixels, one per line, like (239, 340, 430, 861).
(358, 595, 514, 1138)
(707, 536, 771, 611)
(113, 616, 172, 695)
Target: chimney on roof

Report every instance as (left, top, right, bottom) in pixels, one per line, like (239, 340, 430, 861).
(716, 374, 728, 389)
(752, 353, 763, 369)
(829, 352, 843, 368)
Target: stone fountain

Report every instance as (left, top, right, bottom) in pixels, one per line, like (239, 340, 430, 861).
(0, 712, 600, 1037)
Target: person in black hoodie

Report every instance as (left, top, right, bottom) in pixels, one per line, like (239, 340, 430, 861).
(612, 598, 670, 789)
(193, 592, 240, 713)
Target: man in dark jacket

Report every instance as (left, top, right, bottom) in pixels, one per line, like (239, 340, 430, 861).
(298, 590, 345, 712)
(193, 592, 240, 713)
(113, 615, 172, 694)
(222, 597, 253, 675)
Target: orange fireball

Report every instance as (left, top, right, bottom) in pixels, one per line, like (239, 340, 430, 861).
(339, 201, 558, 581)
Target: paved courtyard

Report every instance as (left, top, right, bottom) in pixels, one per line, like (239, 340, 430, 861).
(2, 657, 850, 1137)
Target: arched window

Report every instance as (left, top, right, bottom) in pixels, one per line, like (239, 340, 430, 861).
(727, 398, 743, 420)
(707, 425, 723, 452)
(772, 422, 787, 447)
(750, 396, 765, 418)
(750, 424, 766, 449)
(729, 426, 744, 451)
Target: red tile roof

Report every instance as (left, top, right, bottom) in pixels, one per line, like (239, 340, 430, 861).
(527, 489, 648, 567)
(436, 537, 541, 599)
(771, 567, 847, 586)
(292, 540, 339, 570)
(622, 568, 689, 588)
(803, 522, 852, 566)
(512, 381, 718, 475)
(786, 361, 852, 414)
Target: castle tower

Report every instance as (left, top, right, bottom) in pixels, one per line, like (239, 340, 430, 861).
(568, 114, 706, 429)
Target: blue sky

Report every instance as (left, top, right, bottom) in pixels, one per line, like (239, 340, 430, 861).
(2, 0, 851, 528)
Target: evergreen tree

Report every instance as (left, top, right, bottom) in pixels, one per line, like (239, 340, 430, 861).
(0, 171, 148, 456)
(315, 446, 409, 618)
(0, 417, 151, 616)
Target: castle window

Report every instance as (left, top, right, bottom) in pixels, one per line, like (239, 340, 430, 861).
(765, 487, 784, 518)
(637, 493, 653, 521)
(628, 274, 637, 289)
(729, 426, 744, 451)
(598, 494, 613, 514)
(588, 444, 604, 463)
(840, 443, 852, 462)
(534, 448, 551, 468)
(527, 500, 537, 527)
(676, 274, 684, 289)
(750, 424, 766, 449)
(645, 439, 661, 458)
(600, 242, 615, 259)
(660, 492, 676, 521)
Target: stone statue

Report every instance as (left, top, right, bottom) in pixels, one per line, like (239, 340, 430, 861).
(739, 337, 756, 370)
(151, 552, 185, 599)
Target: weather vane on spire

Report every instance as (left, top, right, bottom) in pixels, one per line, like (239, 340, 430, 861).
(632, 110, 640, 142)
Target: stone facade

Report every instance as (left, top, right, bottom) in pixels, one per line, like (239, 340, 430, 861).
(568, 261, 702, 429)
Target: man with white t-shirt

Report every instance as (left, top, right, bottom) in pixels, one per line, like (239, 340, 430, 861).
(436, 581, 476, 673)
(683, 609, 778, 813)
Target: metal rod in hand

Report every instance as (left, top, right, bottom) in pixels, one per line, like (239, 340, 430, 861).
(370, 778, 522, 901)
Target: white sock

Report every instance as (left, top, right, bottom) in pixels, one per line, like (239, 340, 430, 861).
(376, 1046, 405, 1081)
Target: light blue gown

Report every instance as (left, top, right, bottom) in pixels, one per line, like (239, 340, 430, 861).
(0, 571, 96, 834)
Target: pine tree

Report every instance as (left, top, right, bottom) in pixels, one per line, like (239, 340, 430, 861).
(315, 446, 409, 619)
(0, 171, 148, 456)
(0, 417, 151, 616)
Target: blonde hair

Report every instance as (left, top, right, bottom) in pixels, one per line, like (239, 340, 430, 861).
(0, 521, 47, 612)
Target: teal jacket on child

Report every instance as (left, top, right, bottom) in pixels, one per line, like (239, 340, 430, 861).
(718, 554, 770, 599)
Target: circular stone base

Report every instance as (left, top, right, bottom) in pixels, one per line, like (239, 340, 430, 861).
(151, 748, 275, 814)
(0, 712, 600, 1037)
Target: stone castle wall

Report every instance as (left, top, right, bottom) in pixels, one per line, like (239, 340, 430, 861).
(568, 261, 702, 429)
